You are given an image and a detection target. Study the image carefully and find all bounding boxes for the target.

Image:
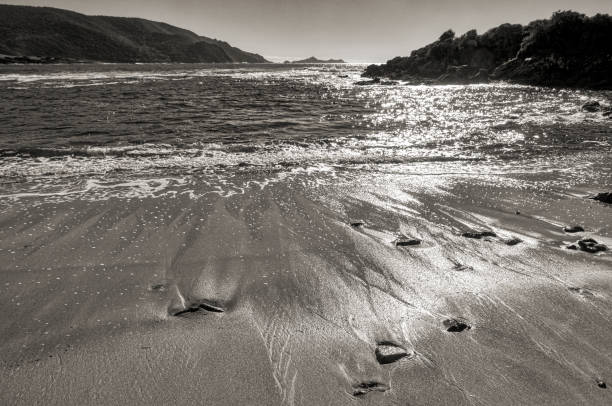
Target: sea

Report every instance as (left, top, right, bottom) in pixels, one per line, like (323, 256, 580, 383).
(0, 63, 610, 202)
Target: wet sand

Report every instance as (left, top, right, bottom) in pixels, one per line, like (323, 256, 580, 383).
(1, 167, 611, 405)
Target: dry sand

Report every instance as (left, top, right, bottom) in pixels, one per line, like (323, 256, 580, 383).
(1, 166, 611, 405)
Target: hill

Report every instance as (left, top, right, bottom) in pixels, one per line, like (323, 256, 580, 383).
(363, 11, 612, 89)
(0, 4, 268, 63)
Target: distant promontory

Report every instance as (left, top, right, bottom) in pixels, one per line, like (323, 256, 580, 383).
(0, 4, 268, 64)
(363, 11, 612, 89)
(284, 57, 346, 64)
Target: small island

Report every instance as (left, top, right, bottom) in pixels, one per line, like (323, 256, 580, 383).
(284, 56, 346, 64)
(363, 11, 612, 89)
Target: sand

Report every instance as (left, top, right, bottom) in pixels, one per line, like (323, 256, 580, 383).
(1, 165, 611, 405)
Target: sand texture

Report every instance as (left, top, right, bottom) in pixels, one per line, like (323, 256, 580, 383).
(1, 167, 611, 405)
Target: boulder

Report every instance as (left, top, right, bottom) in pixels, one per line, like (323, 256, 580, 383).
(443, 318, 471, 332)
(582, 101, 602, 112)
(461, 231, 497, 239)
(375, 343, 411, 364)
(563, 225, 584, 233)
(394, 236, 422, 246)
(590, 192, 612, 204)
(505, 237, 523, 246)
(575, 238, 607, 253)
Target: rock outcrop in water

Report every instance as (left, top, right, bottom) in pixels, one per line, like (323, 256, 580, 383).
(363, 11, 612, 89)
(0, 4, 268, 64)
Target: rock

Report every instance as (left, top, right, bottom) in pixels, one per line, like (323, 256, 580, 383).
(352, 381, 389, 396)
(170, 299, 226, 316)
(375, 342, 411, 364)
(567, 244, 578, 250)
(453, 263, 474, 272)
(590, 192, 612, 204)
(437, 65, 489, 84)
(355, 78, 380, 86)
(363, 12, 612, 90)
(443, 318, 471, 332)
(355, 78, 398, 86)
(350, 220, 365, 228)
(394, 236, 422, 246)
(575, 238, 607, 253)
(149, 283, 168, 292)
(597, 379, 607, 389)
(564, 225, 584, 233)
(582, 101, 602, 112)
(505, 237, 522, 246)
(461, 231, 497, 239)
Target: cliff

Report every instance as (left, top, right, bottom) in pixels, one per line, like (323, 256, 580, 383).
(0, 4, 268, 63)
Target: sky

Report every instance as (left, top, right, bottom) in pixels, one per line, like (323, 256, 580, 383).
(4, 0, 612, 63)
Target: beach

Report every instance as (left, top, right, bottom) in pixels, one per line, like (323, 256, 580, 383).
(0, 64, 611, 405)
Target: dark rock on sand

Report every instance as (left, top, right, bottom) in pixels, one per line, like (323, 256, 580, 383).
(582, 101, 602, 112)
(352, 381, 390, 396)
(453, 263, 474, 272)
(375, 342, 411, 364)
(505, 237, 523, 246)
(171, 300, 226, 316)
(574, 238, 607, 254)
(461, 231, 497, 239)
(394, 236, 422, 246)
(590, 192, 612, 204)
(597, 379, 607, 389)
(564, 225, 585, 233)
(350, 220, 365, 228)
(443, 318, 471, 333)
(149, 283, 168, 292)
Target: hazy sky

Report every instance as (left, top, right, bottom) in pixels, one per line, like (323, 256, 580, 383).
(5, 1, 612, 62)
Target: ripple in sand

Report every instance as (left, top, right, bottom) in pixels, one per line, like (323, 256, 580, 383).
(443, 318, 472, 333)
